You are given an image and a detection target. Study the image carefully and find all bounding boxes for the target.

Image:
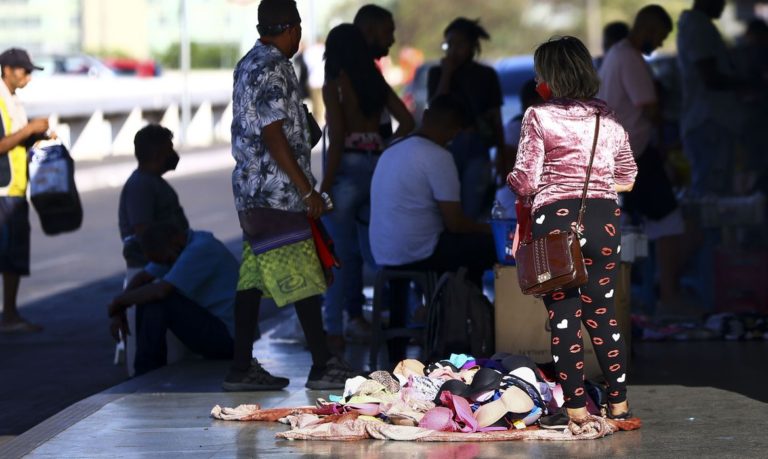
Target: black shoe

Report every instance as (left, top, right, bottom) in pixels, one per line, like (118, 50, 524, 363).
(306, 356, 359, 390)
(222, 359, 289, 391)
(538, 410, 570, 430)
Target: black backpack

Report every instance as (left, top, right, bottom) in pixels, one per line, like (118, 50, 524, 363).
(426, 268, 495, 360)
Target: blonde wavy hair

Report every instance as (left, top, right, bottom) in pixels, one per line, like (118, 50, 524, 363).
(534, 36, 599, 100)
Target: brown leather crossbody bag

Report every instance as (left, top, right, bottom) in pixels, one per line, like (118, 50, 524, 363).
(516, 114, 600, 296)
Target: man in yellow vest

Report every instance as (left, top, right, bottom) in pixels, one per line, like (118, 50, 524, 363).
(0, 48, 52, 333)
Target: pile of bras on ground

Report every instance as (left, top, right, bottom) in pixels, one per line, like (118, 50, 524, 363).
(310, 352, 614, 432)
(211, 353, 640, 441)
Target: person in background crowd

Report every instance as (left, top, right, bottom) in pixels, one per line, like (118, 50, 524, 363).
(732, 18, 768, 180)
(370, 94, 495, 363)
(354, 4, 396, 62)
(292, 45, 311, 103)
(677, 0, 740, 195)
(677, 0, 747, 313)
(107, 223, 235, 376)
(0, 48, 52, 333)
(598, 5, 693, 317)
(496, 79, 542, 214)
(223, 0, 357, 392)
(428, 17, 504, 221)
(319, 23, 414, 355)
(595, 21, 630, 69)
(507, 36, 637, 428)
(354, 4, 401, 140)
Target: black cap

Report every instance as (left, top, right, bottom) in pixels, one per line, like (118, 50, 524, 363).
(0, 48, 43, 72)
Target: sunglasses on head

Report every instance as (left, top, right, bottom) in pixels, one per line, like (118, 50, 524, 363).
(257, 22, 299, 35)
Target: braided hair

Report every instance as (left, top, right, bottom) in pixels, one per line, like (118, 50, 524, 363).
(444, 17, 491, 56)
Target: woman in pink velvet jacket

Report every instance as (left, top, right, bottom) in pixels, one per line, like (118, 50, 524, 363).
(507, 36, 638, 428)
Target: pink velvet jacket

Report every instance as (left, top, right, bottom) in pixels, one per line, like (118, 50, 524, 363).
(507, 98, 637, 214)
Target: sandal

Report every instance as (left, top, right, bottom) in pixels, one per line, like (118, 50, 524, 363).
(606, 403, 633, 420)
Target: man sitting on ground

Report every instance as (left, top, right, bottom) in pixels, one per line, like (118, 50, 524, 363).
(118, 124, 188, 278)
(107, 223, 235, 376)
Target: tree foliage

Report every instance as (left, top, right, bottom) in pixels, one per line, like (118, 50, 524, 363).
(155, 42, 241, 69)
(323, 0, 693, 60)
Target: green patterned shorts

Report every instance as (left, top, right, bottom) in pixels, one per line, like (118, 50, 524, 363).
(237, 239, 327, 307)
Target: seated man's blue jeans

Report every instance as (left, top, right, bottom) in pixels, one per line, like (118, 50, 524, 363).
(134, 291, 233, 375)
(322, 153, 378, 336)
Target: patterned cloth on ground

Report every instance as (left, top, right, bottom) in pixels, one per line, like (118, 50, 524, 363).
(211, 404, 629, 441)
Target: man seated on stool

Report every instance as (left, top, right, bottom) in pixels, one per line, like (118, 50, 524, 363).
(107, 222, 235, 375)
(369, 94, 496, 361)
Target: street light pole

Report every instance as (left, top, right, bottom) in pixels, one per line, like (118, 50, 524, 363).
(180, 0, 191, 145)
(585, 0, 602, 55)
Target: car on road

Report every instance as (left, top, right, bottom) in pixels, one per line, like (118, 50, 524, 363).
(35, 54, 116, 78)
(102, 57, 162, 77)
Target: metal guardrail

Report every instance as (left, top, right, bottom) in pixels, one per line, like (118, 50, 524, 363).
(17, 70, 234, 160)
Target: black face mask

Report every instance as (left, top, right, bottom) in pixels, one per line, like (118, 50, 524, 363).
(640, 40, 656, 56)
(370, 44, 389, 59)
(164, 151, 180, 171)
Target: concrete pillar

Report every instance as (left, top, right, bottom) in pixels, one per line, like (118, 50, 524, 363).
(48, 113, 72, 151)
(70, 110, 113, 160)
(185, 101, 213, 147)
(213, 101, 232, 143)
(110, 107, 144, 156)
(160, 103, 181, 143)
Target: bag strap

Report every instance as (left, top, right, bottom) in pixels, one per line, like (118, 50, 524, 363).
(576, 114, 601, 230)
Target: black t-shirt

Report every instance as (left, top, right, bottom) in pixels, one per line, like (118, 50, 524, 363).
(427, 61, 503, 128)
(118, 169, 189, 265)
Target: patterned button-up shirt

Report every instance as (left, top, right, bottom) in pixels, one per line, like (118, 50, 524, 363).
(231, 40, 313, 212)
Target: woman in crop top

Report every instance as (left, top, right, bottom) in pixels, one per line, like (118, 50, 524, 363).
(320, 23, 415, 352)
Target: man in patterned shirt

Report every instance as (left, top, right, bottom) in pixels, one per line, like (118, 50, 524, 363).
(223, 0, 357, 391)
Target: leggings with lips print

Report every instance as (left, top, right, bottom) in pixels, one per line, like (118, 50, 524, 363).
(532, 198, 628, 409)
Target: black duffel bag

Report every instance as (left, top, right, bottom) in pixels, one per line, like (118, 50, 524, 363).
(28, 141, 83, 235)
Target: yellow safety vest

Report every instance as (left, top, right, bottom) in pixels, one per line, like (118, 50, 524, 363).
(0, 96, 27, 197)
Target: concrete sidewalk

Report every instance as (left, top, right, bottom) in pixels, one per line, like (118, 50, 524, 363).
(1, 312, 767, 458)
